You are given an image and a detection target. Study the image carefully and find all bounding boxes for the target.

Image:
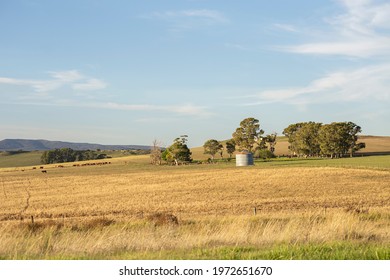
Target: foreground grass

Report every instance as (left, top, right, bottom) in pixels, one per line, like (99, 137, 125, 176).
(114, 243, 390, 260)
(1, 210, 389, 260)
(14, 244, 388, 260)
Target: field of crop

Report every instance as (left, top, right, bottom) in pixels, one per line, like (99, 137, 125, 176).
(0, 154, 389, 260)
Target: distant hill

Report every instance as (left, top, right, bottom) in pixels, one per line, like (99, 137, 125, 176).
(0, 139, 150, 151)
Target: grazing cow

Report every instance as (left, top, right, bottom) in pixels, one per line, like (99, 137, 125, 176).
(40, 166, 44, 169)
(41, 170, 47, 173)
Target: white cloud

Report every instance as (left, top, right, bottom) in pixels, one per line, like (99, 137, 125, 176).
(0, 77, 26, 85)
(49, 70, 84, 82)
(273, 23, 299, 33)
(1, 98, 213, 117)
(150, 9, 227, 23)
(0, 70, 106, 94)
(335, 0, 390, 31)
(0, 71, 213, 118)
(0, 76, 62, 92)
(286, 38, 390, 57)
(264, 0, 390, 112)
(246, 64, 390, 105)
(283, 0, 390, 57)
(72, 78, 107, 91)
(179, 9, 227, 23)
(95, 102, 212, 116)
(143, 9, 228, 31)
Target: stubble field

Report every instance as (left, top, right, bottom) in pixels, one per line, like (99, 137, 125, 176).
(0, 155, 390, 259)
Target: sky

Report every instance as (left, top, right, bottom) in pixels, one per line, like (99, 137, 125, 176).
(1, 0, 389, 147)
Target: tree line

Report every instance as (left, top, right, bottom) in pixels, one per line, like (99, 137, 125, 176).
(222, 118, 365, 159)
(41, 148, 109, 164)
(151, 117, 366, 165)
(283, 121, 365, 158)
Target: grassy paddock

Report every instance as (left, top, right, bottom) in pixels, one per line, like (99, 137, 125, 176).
(0, 151, 43, 168)
(256, 155, 390, 170)
(0, 155, 389, 259)
(1, 210, 389, 260)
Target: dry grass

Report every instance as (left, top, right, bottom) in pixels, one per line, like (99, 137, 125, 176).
(1, 210, 389, 259)
(1, 166, 388, 219)
(0, 159, 389, 259)
(358, 136, 390, 154)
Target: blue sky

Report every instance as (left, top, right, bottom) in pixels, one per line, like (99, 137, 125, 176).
(1, 0, 389, 147)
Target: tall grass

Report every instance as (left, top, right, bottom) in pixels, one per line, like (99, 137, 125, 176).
(1, 210, 389, 259)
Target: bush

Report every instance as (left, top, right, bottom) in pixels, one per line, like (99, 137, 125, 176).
(254, 149, 275, 159)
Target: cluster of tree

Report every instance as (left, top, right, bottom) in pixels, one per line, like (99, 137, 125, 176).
(231, 117, 277, 159)
(202, 118, 277, 161)
(151, 118, 366, 165)
(161, 135, 192, 165)
(1, 150, 29, 156)
(283, 121, 365, 158)
(41, 148, 109, 164)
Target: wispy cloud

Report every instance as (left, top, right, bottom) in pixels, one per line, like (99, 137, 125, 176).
(0, 70, 106, 93)
(93, 102, 212, 117)
(180, 9, 227, 23)
(142, 9, 228, 31)
(3, 100, 213, 117)
(258, 0, 390, 111)
(0, 71, 213, 117)
(49, 70, 84, 82)
(282, 0, 390, 57)
(244, 64, 390, 106)
(72, 78, 107, 91)
(285, 39, 390, 57)
(273, 23, 299, 33)
(149, 9, 227, 23)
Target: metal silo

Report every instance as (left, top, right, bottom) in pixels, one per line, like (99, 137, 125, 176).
(236, 152, 254, 166)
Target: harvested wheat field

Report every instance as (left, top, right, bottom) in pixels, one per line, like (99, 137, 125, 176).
(0, 157, 390, 259)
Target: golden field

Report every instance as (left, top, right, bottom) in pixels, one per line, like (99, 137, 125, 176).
(1, 155, 390, 259)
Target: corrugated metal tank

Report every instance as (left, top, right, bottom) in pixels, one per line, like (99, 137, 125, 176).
(236, 152, 254, 166)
